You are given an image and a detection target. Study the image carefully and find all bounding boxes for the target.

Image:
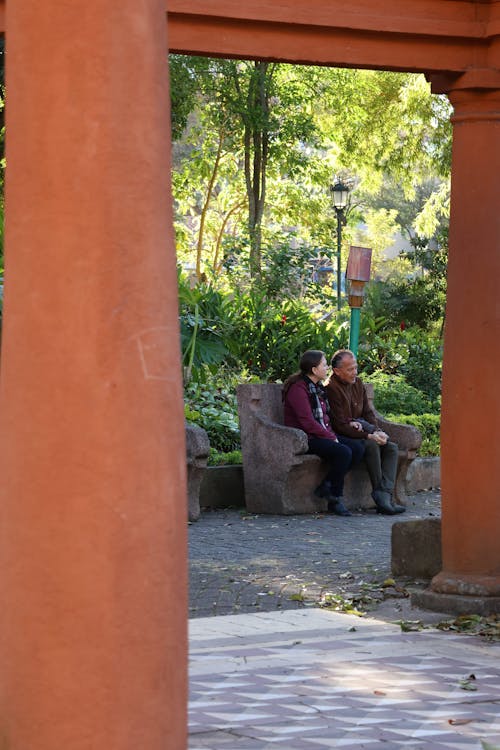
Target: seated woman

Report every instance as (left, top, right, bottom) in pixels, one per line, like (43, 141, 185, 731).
(283, 349, 364, 516)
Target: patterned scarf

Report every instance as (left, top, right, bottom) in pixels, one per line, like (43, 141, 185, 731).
(304, 376, 330, 429)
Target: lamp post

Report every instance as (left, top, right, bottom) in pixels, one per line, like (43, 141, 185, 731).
(329, 180, 350, 310)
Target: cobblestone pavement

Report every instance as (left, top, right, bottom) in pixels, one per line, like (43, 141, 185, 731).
(189, 491, 441, 620)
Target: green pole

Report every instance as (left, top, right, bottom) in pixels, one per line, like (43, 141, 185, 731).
(349, 307, 361, 357)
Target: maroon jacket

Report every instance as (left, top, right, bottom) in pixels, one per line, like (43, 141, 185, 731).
(283, 379, 338, 441)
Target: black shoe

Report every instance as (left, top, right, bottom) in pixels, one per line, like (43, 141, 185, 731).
(372, 489, 400, 515)
(327, 498, 352, 516)
(375, 496, 406, 515)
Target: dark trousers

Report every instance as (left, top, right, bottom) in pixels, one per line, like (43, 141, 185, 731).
(308, 436, 365, 497)
(363, 439, 399, 494)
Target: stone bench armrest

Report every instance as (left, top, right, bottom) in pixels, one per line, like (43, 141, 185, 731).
(252, 413, 309, 456)
(185, 422, 210, 463)
(373, 410, 422, 453)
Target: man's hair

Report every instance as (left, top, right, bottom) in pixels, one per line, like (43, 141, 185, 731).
(331, 349, 355, 369)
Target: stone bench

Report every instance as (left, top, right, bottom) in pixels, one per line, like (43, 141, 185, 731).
(237, 382, 421, 515)
(186, 423, 210, 521)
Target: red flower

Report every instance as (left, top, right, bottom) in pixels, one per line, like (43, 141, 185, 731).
(281, 315, 287, 325)
(400, 321, 406, 331)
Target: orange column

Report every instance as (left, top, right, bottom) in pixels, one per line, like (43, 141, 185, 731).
(424, 73, 500, 613)
(0, 2, 187, 749)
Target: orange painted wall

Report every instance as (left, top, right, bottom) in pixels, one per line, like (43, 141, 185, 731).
(440, 86, 500, 580)
(165, 0, 495, 74)
(0, 1, 187, 748)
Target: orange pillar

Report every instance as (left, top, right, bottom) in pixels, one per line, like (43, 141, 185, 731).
(0, 2, 187, 749)
(419, 73, 500, 614)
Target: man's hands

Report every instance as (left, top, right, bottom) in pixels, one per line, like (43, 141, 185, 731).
(350, 421, 388, 445)
(368, 430, 389, 445)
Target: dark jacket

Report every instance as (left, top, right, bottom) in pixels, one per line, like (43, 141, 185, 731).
(284, 379, 337, 441)
(325, 374, 378, 439)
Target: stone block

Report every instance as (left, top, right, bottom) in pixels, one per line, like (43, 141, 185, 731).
(200, 465, 245, 509)
(186, 423, 210, 522)
(405, 457, 440, 494)
(391, 518, 442, 579)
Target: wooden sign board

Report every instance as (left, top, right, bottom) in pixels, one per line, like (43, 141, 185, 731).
(346, 246, 372, 282)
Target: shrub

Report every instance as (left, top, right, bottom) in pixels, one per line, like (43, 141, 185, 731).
(223, 288, 349, 381)
(387, 412, 441, 456)
(208, 448, 242, 466)
(399, 330, 442, 401)
(357, 320, 442, 404)
(363, 371, 435, 415)
(184, 377, 240, 452)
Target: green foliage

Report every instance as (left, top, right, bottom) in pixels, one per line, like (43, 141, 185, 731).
(208, 448, 242, 466)
(178, 268, 349, 383)
(365, 277, 445, 331)
(184, 377, 240, 452)
(169, 55, 210, 141)
(358, 322, 442, 403)
(223, 287, 348, 381)
(170, 58, 452, 280)
(178, 271, 230, 380)
(399, 331, 442, 400)
(363, 371, 435, 415)
(387, 413, 441, 456)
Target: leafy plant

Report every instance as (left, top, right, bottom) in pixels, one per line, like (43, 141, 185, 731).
(184, 376, 240, 452)
(364, 371, 436, 415)
(387, 413, 441, 456)
(208, 448, 242, 466)
(178, 271, 231, 381)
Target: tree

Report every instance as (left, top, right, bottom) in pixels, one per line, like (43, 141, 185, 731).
(170, 60, 453, 288)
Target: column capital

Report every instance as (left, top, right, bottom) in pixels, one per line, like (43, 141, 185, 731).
(427, 68, 500, 122)
(427, 67, 500, 93)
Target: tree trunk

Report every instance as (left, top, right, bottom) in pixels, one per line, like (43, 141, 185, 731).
(244, 62, 270, 278)
(195, 129, 224, 280)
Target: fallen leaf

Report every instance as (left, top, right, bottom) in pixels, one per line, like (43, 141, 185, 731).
(396, 620, 424, 632)
(382, 578, 396, 587)
(459, 678, 477, 691)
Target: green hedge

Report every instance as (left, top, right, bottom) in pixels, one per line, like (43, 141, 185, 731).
(387, 412, 440, 456)
(208, 448, 242, 466)
(364, 371, 437, 415)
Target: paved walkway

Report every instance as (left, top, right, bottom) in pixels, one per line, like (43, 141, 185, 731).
(189, 609, 500, 749)
(188, 491, 500, 749)
(189, 491, 441, 619)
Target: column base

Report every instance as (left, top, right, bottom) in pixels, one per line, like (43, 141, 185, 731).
(412, 570, 500, 615)
(411, 588, 500, 616)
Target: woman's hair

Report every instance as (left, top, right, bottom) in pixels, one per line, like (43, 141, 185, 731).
(283, 350, 325, 394)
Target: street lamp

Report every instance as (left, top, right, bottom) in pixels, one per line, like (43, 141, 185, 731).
(329, 180, 350, 310)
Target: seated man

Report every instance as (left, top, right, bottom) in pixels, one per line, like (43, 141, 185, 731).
(326, 349, 405, 516)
